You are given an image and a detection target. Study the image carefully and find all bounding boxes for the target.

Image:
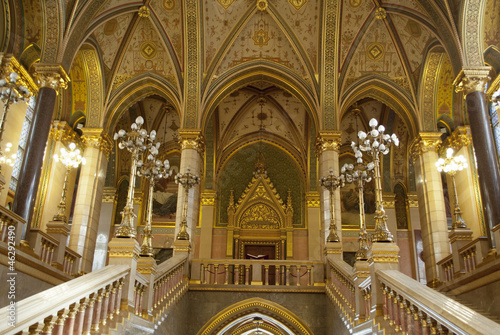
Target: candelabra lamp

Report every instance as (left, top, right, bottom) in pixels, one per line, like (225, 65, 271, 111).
(353, 118, 399, 242)
(136, 144, 172, 256)
(320, 168, 346, 242)
(341, 161, 374, 260)
(436, 147, 468, 229)
(0, 71, 30, 189)
(113, 116, 156, 238)
(52, 143, 86, 222)
(174, 167, 200, 240)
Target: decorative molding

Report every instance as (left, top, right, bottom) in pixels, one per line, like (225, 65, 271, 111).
(33, 63, 70, 90)
(0, 54, 38, 95)
(49, 121, 80, 147)
(445, 126, 472, 152)
(454, 66, 492, 95)
(102, 187, 117, 203)
(408, 194, 418, 208)
(315, 131, 342, 156)
(305, 192, 320, 208)
(409, 133, 442, 161)
(256, 0, 268, 11)
(201, 191, 216, 206)
(375, 7, 387, 20)
(178, 129, 205, 155)
(138, 5, 150, 18)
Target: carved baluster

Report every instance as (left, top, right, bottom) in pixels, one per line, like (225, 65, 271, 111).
(63, 303, 79, 335)
(296, 265, 301, 286)
(48, 246, 55, 265)
(82, 294, 97, 335)
(307, 265, 312, 286)
(115, 280, 124, 316)
(50, 309, 69, 335)
(214, 264, 219, 284)
(285, 265, 291, 286)
(91, 290, 104, 332)
(234, 265, 240, 285)
(100, 285, 111, 325)
(40, 315, 58, 335)
(393, 294, 401, 332)
(420, 312, 431, 335)
(139, 287, 144, 317)
(224, 264, 229, 284)
(200, 264, 205, 284)
(29, 322, 45, 334)
(73, 298, 88, 335)
(108, 283, 117, 321)
(382, 286, 389, 321)
(245, 264, 251, 285)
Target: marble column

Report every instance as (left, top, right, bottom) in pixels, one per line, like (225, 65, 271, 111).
(69, 128, 112, 273)
(198, 190, 216, 259)
(306, 192, 322, 260)
(173, 129, 204, 256)
(93, 187, 116, 271)
(410, 133, 450, 287)
(455, 67, 500, 250)
(12, 63, 69, 239)
(315, 131, 342, 255)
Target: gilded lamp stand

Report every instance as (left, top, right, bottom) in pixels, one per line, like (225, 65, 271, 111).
(175, 167, 200, 240)
(320, 168, 345, 242)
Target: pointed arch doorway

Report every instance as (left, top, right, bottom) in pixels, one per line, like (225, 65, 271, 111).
(196, 298, 313, 335)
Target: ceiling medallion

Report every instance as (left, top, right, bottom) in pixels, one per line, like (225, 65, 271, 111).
(375, 7, 387, 20)
(138, 5, 150, 18)
(289, 0, 307, 11)
(367, 43, 384, 61)
(218, 0, 235, 9)
(406, 20, 422, 37)
(140, 42, 158, 59)
(256, 0, 268, 11)
(349, 0, 361, 7)
(163, 0, 175, 10)
(253, 29, 271, 47)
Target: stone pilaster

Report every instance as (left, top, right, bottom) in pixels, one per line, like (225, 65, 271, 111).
(455, 67, 500, 250)
(173, 129, 204, 255)
(306, 192, 322, 260)
(315, 131, 342, 254)
(31, 121, 79, 231)
(410, 133, 449, 287)
(69, 128, 112, 273)
(13, 63, 69, 239)
(198, 190, 216, 259)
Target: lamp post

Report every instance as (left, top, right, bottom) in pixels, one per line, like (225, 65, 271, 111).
(341, 161, 374, 260)
(113, 116, 156, 238)
(174, 167, 200, 240)
(436, 147, 468, 229)
(0, 71, 30, 190)
(52, 143, 86, 223)
(320, 168, 345, 243)
(352, 118, 399, 242)
(136, 144, 172, 256)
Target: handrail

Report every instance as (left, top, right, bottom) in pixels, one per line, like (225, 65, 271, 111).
(0, 265, 130, 335)
(377, 269, 500, 334)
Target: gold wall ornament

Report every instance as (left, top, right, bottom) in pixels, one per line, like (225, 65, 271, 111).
(453, 66, 492, 95)
(140, 42, 158, 60)
(375, 7, 387, 19)
(367, 43, 385, 61)
(252, 29, 271, 47)
(240, 203, 281, 229)
(49, 121, 80, 147)
(0, 54, 38, 95)
(178, 129, 205, 155)
(289, 0, 307, 11)
(138, 5, 150, 18)
(256, 0, 268, 11)
(81, 128, 113, 158)
(409, 133, 442, 161)
(33, 63, 70, 91)
(305, 192, 320, 208)
(445, 126, 472, 152)
(163, 0, 175, 10)
(315, 131, 342, 157)
(102, 187, 117, 203)
(217, 0, 235, 9)
(201, 191, 216, 206)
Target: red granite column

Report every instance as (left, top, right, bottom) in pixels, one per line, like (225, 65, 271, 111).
(12, 64, 69, 238)
(456, 67, 500, 250)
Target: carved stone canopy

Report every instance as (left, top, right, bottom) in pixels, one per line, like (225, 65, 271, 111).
(228, 174, 293, 230)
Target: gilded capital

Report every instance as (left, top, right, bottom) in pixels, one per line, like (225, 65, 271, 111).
(81, 128, 113, 158)
(305, 192, 320, 208)
(178, 129, 205, 155)
(445, 126, 472, 152)
(49, 121, 79, 146)
(409, 133, 442, 161)
(0, 54, 38, 95)
(454, 66, 492, 96)
(102, 187, 117, 203)
(33, 63, 70, 91)
(315, 131, 342, 157)
(201, 191, 216, 206)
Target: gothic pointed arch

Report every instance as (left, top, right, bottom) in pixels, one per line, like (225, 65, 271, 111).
(196, 298, 313, 335)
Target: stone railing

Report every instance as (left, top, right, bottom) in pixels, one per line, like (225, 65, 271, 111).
(437, 254, 454, 282)
(326, 257, 356, 326)
(459, 237, 489, 274)
(153, 255, 187, 325)
(377, 269, 500, 334)
(0, 265, 130, 335)
(190, 259, 323, 287)
(0, 206, 24, 244)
